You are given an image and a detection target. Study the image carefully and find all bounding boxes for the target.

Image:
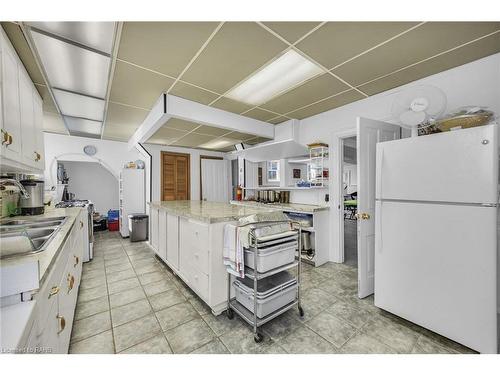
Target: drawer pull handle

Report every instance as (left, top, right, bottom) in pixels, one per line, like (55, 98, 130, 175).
(74, 256, 79, 267)
(57, 315, 66, 334)
(67, 274, 75, 292)
(80, 221, 83, 229)
(48, 286, 59, 299)
(34, 151, 41, 161)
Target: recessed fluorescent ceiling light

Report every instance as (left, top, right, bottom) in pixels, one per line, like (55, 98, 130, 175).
(28, 22, 115, 54)
(64, 116, 102, 136)
(31, 30, 110, 98)
(53, 89, 105, 121)
(226, 50, 323, 106)
(199, 138, 237, 150)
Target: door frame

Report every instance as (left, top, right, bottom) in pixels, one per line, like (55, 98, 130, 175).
(160, 151, 191, 201)
(199, 155, 223, 200)
(330, 128, 357, 264)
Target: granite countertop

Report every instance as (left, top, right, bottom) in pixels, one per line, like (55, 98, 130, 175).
(149, 200, 279, 224)
(0, 207, 83, 285)
(230, 200, 329, 214)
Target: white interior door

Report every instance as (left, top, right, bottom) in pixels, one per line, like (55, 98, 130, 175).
(357, 117, 400, 298)
(201, 158, 230, 202)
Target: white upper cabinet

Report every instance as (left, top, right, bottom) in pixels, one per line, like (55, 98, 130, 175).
(1, 34, 22, 159)
(19, 69, 36, 167)
(0, 26, 45, 172)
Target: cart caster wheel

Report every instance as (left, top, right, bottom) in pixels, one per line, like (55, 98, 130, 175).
(254, 333, 264, 343)
(226, 309, 234, 320)
(298, 306, 305, 317)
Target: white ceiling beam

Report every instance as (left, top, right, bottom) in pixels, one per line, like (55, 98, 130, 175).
(128, 94, 275, 150)
(128, 94, 170, 150)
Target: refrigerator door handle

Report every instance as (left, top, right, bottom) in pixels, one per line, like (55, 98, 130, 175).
(376, 147, 384, 199)
(376, 201, 382, 254)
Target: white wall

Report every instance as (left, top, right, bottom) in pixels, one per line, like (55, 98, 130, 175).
(299, 53, 500, 145)
(143, 143, 225, 202)
(343, 162, 357, 195)
(44, 133, 147, 203)
(62, 161, 118, 214)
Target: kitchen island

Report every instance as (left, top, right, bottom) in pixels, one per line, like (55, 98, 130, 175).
(148, 201, 278, 315)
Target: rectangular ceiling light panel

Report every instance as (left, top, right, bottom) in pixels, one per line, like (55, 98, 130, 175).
(53, 89, 105, 121)
(28, 22, 116, 54)
(226, 50, 323, 106)
(64, 116, 103, 136)
(199, 137, 239, 150)
(31, 30, 111, 98)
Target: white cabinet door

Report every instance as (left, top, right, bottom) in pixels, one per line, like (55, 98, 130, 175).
(18, 69, 36, 167)
(150, 207, 159, 252)
(158, 209, 167, 261)
(33, 93, 45, 169)
(1, 34, 22, 159)
(166, 213, 179, 269)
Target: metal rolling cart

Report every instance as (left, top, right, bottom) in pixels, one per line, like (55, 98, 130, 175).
(226, 220, 304, 343)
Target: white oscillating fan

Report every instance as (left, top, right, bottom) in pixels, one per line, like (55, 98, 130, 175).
(391, 85, 447, 137)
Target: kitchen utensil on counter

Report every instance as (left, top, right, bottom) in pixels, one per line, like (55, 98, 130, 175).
(280, 190, 290, 203)
(19, 180, 45, 215)
(268, 190, 276, 203)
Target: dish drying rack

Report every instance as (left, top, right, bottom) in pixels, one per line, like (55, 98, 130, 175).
(226, 220, 304, 343)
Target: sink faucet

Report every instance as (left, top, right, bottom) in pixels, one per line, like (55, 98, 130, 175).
(0, 178, 31, 198)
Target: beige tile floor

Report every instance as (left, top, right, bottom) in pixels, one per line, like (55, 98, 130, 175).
(69, 230, 476, 354)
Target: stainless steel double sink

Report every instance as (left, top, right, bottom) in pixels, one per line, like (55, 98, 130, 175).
(0, 216, 68, 259)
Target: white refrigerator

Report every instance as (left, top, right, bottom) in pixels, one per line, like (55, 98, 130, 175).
(374, 124, 498, 354)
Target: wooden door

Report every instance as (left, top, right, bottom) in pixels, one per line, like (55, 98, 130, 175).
(161, 152, 190, 201)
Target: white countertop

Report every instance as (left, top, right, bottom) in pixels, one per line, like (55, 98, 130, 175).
(0, 300, 36, 353)
(230, 200, 329, 214)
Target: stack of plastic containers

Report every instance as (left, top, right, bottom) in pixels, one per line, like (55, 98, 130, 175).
(107, 209, 119, 231)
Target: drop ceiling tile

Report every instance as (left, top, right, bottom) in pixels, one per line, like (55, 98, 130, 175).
(171, 133, 215, 148)
(224, 131, 258, 141)
(42, 111, 67, 134)
(1, 22, 45, 85)
(211, 97, 254, 114)
(182, 22, 288, 93)
(296, 22, 419, 69)
(102, 123, 138, 142)
(269, 116, 289, 125)
(217, 145, 237, 152)
(164, 118, 200, 132)
(194, 125, 231, 136)
(358, 31, 500, 96)
(262, 22, 322, 44)
(260, 73, 350, 114)
(118, 22, 218, 77)
(169, 82, 219, 105)
(110, 60, 174, 109)
(242, 107, 277, 122)
(287, 90, 365, 119)
(147, 126, 188, 145)
(106, 102, 148, 129)
(333, 22, 500, 86)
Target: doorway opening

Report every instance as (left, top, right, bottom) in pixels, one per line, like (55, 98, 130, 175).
(161, 151, 190, 201)
(342, 136, 358, 268)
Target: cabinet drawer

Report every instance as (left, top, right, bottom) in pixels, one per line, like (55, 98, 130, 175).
(182, 262, 209, 301)
(179, 218, 209, 274)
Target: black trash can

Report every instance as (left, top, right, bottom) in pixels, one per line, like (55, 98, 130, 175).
(128, 214, 149, 242)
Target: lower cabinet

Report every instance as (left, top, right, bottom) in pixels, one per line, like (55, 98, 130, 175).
(166, 213, 179, 269)
(26, 209, 86, 353)
(150, 206, 159, 252)
(149, 206, 230, 315)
